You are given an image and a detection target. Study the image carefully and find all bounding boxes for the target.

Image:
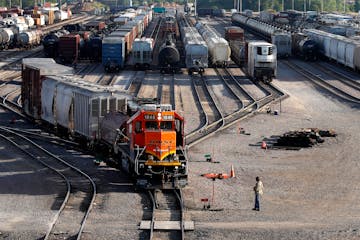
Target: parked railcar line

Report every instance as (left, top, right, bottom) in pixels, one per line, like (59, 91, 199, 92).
(284, 60, 360, 104)
(0, 127, 96, 240)
(147, 189, 185, 240)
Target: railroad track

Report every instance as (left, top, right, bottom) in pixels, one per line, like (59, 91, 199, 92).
(186, 71, 286, 147)
(185, 74, 224, 145)
(97, 73, 117, 85)
(315, 62, 360, 92)
(140, 189, 191, 240)
(158, 74, 175, 108)
(0, 126, 96, 240)
(137, 72, 161, 99)
(126, 71, 145, 95)
(283, 60, 360, 104)
(0, 79, 24, 115)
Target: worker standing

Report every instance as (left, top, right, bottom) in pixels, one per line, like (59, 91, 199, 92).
(253, 176, 264, 211)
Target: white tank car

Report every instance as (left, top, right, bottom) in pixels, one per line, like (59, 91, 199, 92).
(247, 41, 277, 83)
(0, 28, 15, 48)
(18, 29, 43, 47)
(195, 22, 231, 67)
(180, 26, 208, 75)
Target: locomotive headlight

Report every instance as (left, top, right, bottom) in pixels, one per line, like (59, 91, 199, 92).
(181, 164, 185, 168)
(148, 166, 152, 169)
(174, 166, 178, 170)
(157, 112, 162, 121)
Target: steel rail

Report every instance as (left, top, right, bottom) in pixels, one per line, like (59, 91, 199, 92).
(284, 60, 360, 104)
(0, 126, 97, 240)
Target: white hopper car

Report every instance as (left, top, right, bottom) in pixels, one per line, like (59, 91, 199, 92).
(195, 21, 231, 67)
(303, 28, 360, 70)
(131, 37, 154, 69)
(41, 75, 129, 140)
(180, 26, 208, 75)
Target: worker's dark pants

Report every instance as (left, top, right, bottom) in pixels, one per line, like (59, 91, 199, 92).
(255, 193, 260, 210)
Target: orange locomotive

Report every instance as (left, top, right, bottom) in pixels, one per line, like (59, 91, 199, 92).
(100, 99, 188, 189)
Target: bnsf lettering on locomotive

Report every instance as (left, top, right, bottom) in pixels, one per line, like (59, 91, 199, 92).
(150, 140, 173, 144)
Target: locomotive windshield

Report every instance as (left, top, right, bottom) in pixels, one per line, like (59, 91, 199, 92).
(146, 121, 157, 129)
(160, 121, 172, 130)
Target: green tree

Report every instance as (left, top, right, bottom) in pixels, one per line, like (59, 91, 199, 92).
(355, 0, 360, 11)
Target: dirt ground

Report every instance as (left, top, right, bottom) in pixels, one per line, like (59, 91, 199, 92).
(183, 60, 360, 239)
(0, 58, 359, 240)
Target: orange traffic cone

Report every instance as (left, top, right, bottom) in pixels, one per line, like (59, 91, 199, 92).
(261, 141, 267, 150)
(230, 165, 236, 178)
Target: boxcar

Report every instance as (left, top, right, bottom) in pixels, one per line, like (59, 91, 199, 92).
(102, 36, 126, 72)
(21, 58, 74, 120)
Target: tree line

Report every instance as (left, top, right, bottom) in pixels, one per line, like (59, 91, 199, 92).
(196, 0, 359, 13)
(1, 0, 360, 13)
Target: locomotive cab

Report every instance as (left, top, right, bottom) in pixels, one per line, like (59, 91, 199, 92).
(127, 103, 187, 189)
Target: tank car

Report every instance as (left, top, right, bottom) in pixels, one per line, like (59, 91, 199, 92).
(247, 41, 277, 83)
(291, 32, 318, 61)
(231, 13, 292, 57)
(0, 27, 15, 49)
(99, 99, 188, 189)
(42, 29, 70, 58)
(17, 29, 43, 48)
(195, 22, 231, 67)
(158, 34, 180, 73)
(54, 10, 69, 22)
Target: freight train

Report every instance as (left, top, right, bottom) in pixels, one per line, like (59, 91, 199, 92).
(303, 28, 360, 70)
(231, 13, 318, 60)
(232, 13, 292, 57)
(0, 9, 72, 49)
(102, 8, 153, 72)
(21, 58, 188, 189)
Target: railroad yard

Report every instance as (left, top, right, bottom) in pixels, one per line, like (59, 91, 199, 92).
(0, 4, 360, 240)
